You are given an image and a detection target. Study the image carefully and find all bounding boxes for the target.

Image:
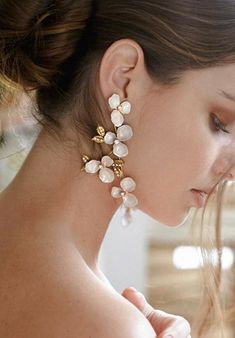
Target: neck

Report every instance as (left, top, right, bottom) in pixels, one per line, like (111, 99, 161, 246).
(0, 126, 120, 271)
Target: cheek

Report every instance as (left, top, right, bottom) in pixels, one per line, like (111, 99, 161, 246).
(183, 124, 220, 178)
(168, 125, 218, 190)
(129, 108, 217, 194)
(125, 102, 220, 226)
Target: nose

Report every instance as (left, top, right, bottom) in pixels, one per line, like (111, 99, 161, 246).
(224, 172, 235, 180)
(214, 141, 235, 181)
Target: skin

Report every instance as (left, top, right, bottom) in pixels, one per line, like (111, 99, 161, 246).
(0, 38, 235, 336)
(101, 39, 235, 227)
(122, 287, 191, 338)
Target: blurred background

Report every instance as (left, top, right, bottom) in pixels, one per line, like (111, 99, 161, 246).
(1, 90, 234, 338)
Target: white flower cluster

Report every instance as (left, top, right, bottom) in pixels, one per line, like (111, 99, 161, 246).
(82, 93, 138, 226)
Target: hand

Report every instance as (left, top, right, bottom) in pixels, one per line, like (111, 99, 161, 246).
(122, 287, 191, 338)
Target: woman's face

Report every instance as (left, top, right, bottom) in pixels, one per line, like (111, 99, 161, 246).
(126, 63, 235, 226)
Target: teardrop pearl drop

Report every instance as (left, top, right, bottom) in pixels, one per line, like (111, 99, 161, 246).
(117, 125, 133, 142)
(108, 94, 121, 110)
(104, 132, 116, 145)
(111, 110, 124, 127)
(120, 101, 131, 114)
(99, 168, 115, 183)
(122, 208, 133, 227)
(120, 177, 136, 192)
(123, 193, 138, 208)
(85, 160, 100, 173)
(113, 142, 128, 158)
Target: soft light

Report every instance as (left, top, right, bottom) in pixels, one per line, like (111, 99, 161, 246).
(173, 246, 234, 270)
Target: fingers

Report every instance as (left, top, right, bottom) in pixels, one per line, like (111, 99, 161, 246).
(170, 315, 191, 338)
(154, 313, 191, 338)
(122, 288, 191, 338)
(122, 287, 155, 319)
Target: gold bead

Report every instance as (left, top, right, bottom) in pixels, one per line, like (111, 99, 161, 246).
(82, 155, 90, 163)
(92, 136, 104, 144)
(114, 159, 124, 166)
(113, 159, 124, 178)
(96, 125, 106, 137)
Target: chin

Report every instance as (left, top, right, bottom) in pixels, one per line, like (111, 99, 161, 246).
(141, 205, 191, 227)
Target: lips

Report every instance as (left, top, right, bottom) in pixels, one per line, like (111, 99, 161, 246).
(191, 189, 207, 208)
(193, 189, 208, 196)
(193, 186, 218, 195)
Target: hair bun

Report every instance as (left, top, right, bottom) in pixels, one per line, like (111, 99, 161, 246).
(0, 0, 94, 89)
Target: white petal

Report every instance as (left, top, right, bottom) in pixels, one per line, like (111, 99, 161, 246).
(85, 160, 100, 173)
(101, 155, 114, 167)
(123, 193, 138, 208)
(99, 168, 115, 183)
(117, 125, 133, 141)
(104, 132, 116, 145)
(111, 110, 124, 127)
(113, 142, 128, 158)
(111, 187, 123, 198)
(120, 177, 136, 192)
(119, 101, 131, 114)
(108, 94, 121, 110)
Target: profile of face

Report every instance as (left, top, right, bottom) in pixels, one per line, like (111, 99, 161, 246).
(99, 40, 235, 227)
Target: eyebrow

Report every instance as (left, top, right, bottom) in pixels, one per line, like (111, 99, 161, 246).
(219, 90, 235, 103)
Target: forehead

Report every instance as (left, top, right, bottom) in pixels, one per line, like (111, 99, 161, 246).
(186, 62, 235, 83)
(179, 63, 235, 101)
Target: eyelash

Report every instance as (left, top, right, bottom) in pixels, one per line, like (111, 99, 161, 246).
(211, 113, 230, 134)
(0, 130, 6, 147)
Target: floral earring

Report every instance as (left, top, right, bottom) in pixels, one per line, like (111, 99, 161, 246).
(81, 93, 138, 226)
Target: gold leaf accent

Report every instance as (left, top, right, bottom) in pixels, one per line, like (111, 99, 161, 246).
(82, 155, 90, 163)
(117, 169, 124, 178)
(81, 155, 90, 172)
(97, 125, 106, 137)
(113, 159, 124, 166)
(81, 155, 90, 171)
(120, 171, 124, 179)
(92, 136, 104, 144)
(114, 167, 124, 178)
(112, 159, 125, 178)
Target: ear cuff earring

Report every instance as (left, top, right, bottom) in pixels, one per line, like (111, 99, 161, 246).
(81, 93, 138, 226)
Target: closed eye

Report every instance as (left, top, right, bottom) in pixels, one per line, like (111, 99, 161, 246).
(211, 113, 230, 134)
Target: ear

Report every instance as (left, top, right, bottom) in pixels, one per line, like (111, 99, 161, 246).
(99, 38, 153, 104)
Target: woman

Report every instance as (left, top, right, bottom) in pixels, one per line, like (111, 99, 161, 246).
(0, 0, 235, 337)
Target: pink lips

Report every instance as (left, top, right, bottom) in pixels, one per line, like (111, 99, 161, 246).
(191, 189, 207, 208)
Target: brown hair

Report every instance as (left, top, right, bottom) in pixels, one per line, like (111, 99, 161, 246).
(1, 1, 235, 336)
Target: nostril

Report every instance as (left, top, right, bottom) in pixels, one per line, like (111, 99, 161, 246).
(218, 171, 234, 180)
(226, 172, 234, 180)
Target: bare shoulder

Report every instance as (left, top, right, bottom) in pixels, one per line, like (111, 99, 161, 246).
(69, 276, 157, 338)
(0, 252, 156, 338)
(41, 265, 157, 338)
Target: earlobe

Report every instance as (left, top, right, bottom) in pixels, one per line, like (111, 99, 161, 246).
(98, 39, 144, 101)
